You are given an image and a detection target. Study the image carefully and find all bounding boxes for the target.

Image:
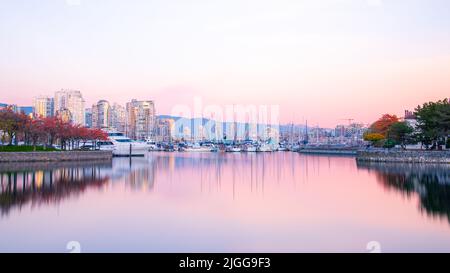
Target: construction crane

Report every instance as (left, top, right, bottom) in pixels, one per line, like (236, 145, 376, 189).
(340, 118, 354, 125)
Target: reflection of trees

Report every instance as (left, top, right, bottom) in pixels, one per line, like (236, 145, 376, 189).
(357, 162, 450, 223)
(0, 161, 112, 216)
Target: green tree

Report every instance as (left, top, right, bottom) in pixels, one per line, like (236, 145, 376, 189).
(387, 121, 414, 149)
(414, 99, 450, 149)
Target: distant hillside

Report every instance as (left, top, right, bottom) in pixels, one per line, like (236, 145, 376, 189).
(157, 115, 312, 139)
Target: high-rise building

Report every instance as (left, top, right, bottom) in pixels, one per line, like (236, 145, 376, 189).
(85, 108, 93, 128)
(156, 117, 174, 142)
(19, 106, 34, 118)
(110, 103, 126, 132)
(334, 125, 346, 138)
(54, 89, 85, 125)
(126, 99, 156, 140)
(91, 100, 110, 129)
(0, 103, 33, 118)
(58, 109, 72, 123)
(33, 96, 54, 118)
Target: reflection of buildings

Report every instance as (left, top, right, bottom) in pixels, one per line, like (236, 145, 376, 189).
(0, 157, 163, 217)
(0, 161, 111, 216)
(357, 162, 450, 224)
(128, 167, 156, 191)
(110, 157, 156, 191)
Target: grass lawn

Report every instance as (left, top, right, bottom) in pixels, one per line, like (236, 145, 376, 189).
(0, 145, 60, 152)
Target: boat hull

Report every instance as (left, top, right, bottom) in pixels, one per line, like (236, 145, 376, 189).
(183, 148, 214, 152)
(112, 145, 147, 156)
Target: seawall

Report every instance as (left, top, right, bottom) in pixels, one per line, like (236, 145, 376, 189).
(0, 151, 113, 163)
(356, 150, 450, 164)
(298, 149, 357, 156)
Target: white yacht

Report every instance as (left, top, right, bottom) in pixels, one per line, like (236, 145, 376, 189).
(257, 143, 274, 152)
(277, 146, 288, 151)
(243, 145, 257, 152)
(226, 146, 242, 152)
(96, 140, 115, 152)
(183, 143, 216, 152)
(145, 138, 159, 151)
(102, 131, 148, 156)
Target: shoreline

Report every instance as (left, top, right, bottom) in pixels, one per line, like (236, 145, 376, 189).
(1, 149, 448, 164)
(297, 149, 358, 156)
(356, 150, 450, 164)
(0, 150, 113, 163)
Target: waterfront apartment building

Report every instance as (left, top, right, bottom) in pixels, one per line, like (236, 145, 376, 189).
(58, 109, 72, 123)
(54, 89, 85, 125)
(91, 101, 127, 132)
(33, 96, 54, 118)
(91, 100, 110, 129)
(110, 103, 127, 133)
(18, 106, 34, 118)
(85, 108, 93, 128)
(126, 99, 156, 140)
(156, 117, 174, 142)
(0, 103, 33, 118)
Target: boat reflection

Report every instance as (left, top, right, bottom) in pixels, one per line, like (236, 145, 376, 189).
(357, 162, 450, 223)
(0, 152, 316, 216)
(3, 153, 450, 229)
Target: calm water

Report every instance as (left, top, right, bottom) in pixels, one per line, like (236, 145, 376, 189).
(0, 152, 449, 253)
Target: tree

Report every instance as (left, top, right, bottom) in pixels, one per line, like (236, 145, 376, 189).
(1, 110, 109, 151)
(0, 109, 28, 145)
(363, 132, 385, 147)
(370, 114, 400, 137)
(415, 98, 450, 149)
(387, 121, 413, 149)
(24, 119, 46, 151)
(42, 117, 59, 147)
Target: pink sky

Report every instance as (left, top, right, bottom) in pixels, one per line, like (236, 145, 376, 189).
(1, 0, 449, 127)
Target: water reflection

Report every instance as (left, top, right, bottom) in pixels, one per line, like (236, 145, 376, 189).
(3, 155, 450, 225)
(0, 152, 331, 216)
(357, 162, 450, 223)
(134, 152, 322, 197)
(0, 161, 112, 216)
(1, 153, 450, 252)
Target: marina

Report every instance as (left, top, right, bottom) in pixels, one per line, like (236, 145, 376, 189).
(0, 0, 449, 257)
(1, 152, 449, 252)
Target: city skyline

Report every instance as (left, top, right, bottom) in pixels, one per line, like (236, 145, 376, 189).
(1, 0, 450, 127)
(0, 93, 429, 130)
(4, 89, 441, 128)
